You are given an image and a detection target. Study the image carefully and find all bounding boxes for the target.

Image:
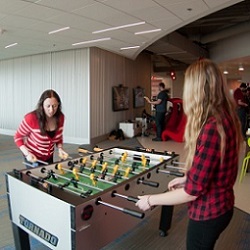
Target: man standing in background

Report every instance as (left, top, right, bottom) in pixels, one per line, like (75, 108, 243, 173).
(234, 82, 248, 138)
(144, 82, 169, 141)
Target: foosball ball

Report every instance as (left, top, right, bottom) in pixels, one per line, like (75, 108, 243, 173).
(6, 146, 184, 250)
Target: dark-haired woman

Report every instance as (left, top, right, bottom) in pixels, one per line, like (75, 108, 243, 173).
(14, 89, 68, 166)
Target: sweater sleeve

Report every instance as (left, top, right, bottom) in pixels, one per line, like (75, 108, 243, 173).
(56, 114, 65, 147)
(14, 113, 33, 148)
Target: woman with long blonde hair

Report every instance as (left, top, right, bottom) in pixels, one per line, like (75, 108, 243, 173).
(136, 59, 242, 250)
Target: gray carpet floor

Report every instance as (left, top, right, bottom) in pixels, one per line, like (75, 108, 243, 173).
(0, 135, 249, 250)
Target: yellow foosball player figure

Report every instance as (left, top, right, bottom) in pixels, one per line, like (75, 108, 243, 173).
(72, 167, 79, 181)
(90, 173, 97, 186)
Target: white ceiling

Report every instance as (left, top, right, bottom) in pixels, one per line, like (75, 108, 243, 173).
(0, 0, 243, 62)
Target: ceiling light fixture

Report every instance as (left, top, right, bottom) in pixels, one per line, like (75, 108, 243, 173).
(48, 26, 70, 35)
(135, 28, 162, 35)
(92, 21, 146, 34)
(5, 43, 18, 48)
(238, 65, 244, 71)
(72, 37, 111, 46)
(120, 45, 140, 51)
(223, 70, 229, 74)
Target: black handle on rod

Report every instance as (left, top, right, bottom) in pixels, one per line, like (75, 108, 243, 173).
(96, 199, 144, 219)
(138, 178, 159, 188)
(170, 171, 184, 177)
(127, 196, 139, 203)
(123, 208, 145, 219)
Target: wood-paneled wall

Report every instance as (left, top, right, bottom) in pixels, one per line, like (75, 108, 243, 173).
(89, 47, 151, 140)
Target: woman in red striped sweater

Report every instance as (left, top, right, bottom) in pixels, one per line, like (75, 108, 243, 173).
(14, 89, 68, 166)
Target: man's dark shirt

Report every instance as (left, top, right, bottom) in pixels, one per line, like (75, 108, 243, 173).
(234, 88, 245, 107)
(156, 90, 168, 112)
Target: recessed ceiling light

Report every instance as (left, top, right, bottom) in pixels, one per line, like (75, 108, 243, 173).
(72, 37, 111, 46)
(238, 65, 244, 71)
(5, 43, 18, 48)
(120, 45, 140, 50)
(93, 21, 145, 34)
(48, 27, 70, 35)
(223, 70, 229, 74)
(135, 29, 162, 35)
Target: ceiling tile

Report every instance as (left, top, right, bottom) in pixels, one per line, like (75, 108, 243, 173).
(163, 0, 209, 21)
(0, 14, 41, 28)
(0, 0, 30, 14)
(204, 0, 243, 8)
(14, 4, 63, 21)
(73, 2, 141, 25)
(48, 13, 109, 32)
(37, 0, 96, 12)
(100, 0, 157, 12)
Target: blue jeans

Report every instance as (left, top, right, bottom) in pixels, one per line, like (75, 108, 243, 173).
(186, 209, 233, 250)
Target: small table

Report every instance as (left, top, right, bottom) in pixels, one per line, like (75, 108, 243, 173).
(119, 121, 142, 138)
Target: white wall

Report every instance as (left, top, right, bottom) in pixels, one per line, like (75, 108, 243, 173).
(0, 49, 90, 144)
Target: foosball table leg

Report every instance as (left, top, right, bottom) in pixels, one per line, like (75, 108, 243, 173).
(158, 205, 174, 237)
(12, 223, 30, 250)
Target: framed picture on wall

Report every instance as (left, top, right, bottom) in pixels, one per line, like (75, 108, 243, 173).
(133, 87, 145, 108)
(112, 85, 129, 111)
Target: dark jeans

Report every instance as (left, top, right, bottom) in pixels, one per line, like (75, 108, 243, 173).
(155, 111, 165, 139)
(186, 209, 233, 250)
(237, 107, 247, 137)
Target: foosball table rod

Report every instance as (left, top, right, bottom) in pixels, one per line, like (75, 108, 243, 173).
(157, 169, 184, 177)
(165, 165, 186, 171)
(78, 145, 103, 154)
(172, 161, 185, 165)
(68, 161, 130, 180)
(22, 161, 48, 168)
(41, 167, 104, 191)
(137, 178, 159, 188)
(26, 171, 96, 198)
(72, 159, 141, 177)
(83, 164, 130, 180)
(96, 198, 144, 219)
(99, 152, 151, 165)
(95, 156, 150, 171)
(112, 191, 139, 203)
(105, 151, 153, 165)
(56, 163, 118, 185)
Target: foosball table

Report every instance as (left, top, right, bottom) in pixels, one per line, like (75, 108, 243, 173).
(6, 146, 184, 250)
